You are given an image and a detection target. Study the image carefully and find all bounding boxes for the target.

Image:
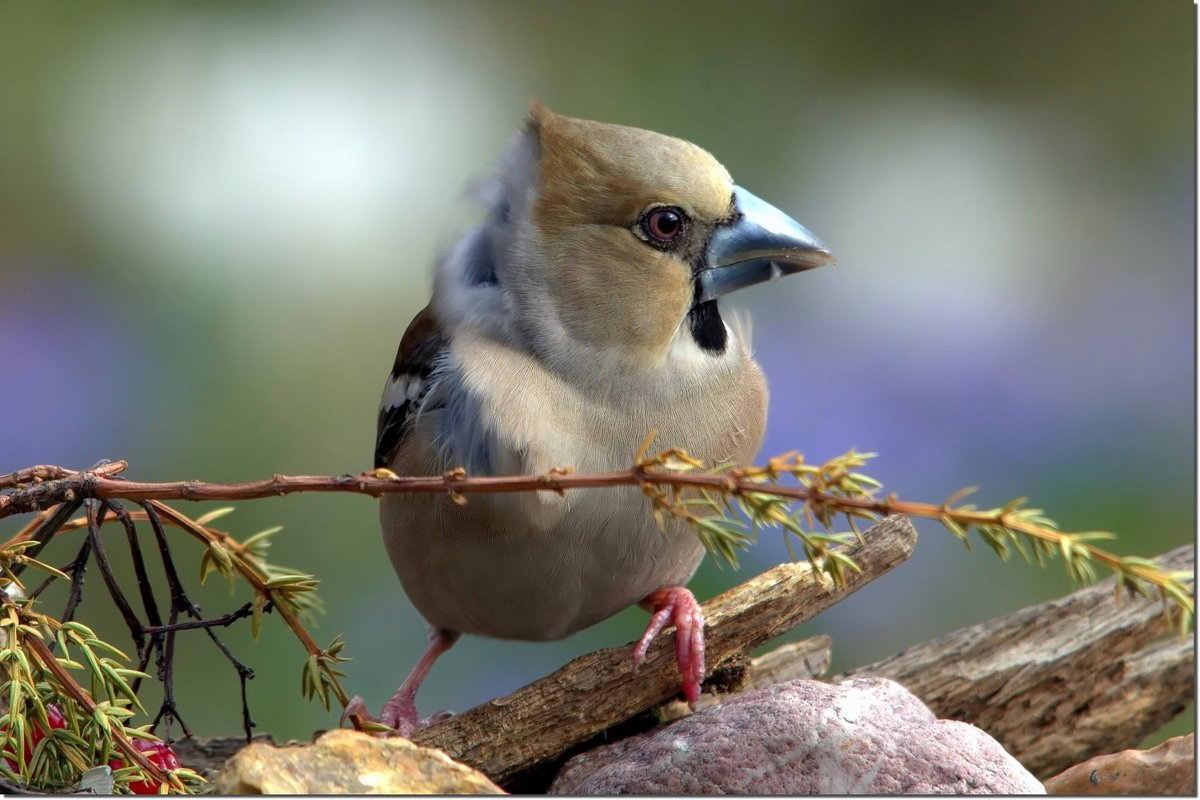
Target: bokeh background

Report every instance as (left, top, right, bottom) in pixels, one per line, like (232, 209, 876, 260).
(2, 0, 1194, 747)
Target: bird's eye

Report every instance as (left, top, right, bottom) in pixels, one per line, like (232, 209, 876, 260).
(642, 207, 685, 244)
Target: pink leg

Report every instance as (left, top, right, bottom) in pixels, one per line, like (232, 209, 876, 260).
(344, 627, 460, 737)
(632, 587, 706, 705)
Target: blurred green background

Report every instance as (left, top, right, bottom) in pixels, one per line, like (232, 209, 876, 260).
(1, 0, 1193, 747)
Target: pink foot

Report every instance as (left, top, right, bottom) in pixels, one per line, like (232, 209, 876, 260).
(341, 695, 451, 738)
(632, 586, 706, 705)
(340, 628, 460, 738)
(378, 691, 422, 737)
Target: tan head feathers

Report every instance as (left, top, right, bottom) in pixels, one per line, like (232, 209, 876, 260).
(523, 102, 734, 235)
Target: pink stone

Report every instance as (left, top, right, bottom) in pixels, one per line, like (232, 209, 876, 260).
(550, 676, 1044, 794)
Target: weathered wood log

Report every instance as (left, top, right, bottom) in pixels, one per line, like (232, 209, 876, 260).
(746, 634, 833, 688)
(411, 516, 918, 786)
(843, 544, 1194, 779)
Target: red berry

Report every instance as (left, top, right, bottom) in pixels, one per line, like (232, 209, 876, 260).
(109, 738, 181, 794)
(41, 703, 67, 729)
(4, 703, 66, 771)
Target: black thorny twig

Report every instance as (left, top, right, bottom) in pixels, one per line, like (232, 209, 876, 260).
(7, 485, 262, 745)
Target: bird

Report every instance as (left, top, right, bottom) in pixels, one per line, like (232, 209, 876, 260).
(355, 102, 833, 735)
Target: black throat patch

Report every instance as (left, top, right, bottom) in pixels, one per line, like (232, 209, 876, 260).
(686, 205, 737, 355)
(688, 299, 727, 354)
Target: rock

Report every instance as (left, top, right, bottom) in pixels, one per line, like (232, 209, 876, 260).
(1043, 733, 1194, 795)
(215, 728, 505, 794)
(550, 676, 1043, 794)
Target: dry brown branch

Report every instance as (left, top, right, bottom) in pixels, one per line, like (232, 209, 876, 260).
(842, 543, 1195, 779)
(0, 463, 712, 518)
(0, 462, 125, 490)
(409, 516, 917, 787)
(2, 462, 1188, 624)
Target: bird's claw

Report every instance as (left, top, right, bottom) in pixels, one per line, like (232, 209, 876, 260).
(632, 586, 706, 706)
(341, 695, 392, 736)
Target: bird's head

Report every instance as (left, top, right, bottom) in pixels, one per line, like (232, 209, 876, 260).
(435, 103, 832, 386)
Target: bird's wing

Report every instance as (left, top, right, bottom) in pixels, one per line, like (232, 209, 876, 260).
(375, 304, 447, 469)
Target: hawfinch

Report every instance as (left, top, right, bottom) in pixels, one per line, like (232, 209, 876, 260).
(365, 103, 832, 734)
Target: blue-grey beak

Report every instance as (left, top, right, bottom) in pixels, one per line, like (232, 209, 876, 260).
(697, 186, 833, 303)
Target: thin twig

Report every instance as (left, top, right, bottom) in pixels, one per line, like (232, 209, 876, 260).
(3, 463, 1188, 611)
(58, 535, 93, 625)
(1, 468, 663, 515)
(0, 462, 126, 490)
(142, 501, 256, 740)
(142, 603, 256, 634)
(83, 501, 147, 653)
(143, 502, 191, 741)
(108, 500, 154, 656)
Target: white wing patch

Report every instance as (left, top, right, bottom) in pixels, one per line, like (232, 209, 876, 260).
(380, 373, 424, 413)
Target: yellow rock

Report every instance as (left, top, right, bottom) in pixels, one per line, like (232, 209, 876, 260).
(215, 729, 505, 794)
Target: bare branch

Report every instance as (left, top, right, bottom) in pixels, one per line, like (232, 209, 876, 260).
(0, 462, 127, 490)
(0, 464, 726, 516)
(3, 460, 1189, 623)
